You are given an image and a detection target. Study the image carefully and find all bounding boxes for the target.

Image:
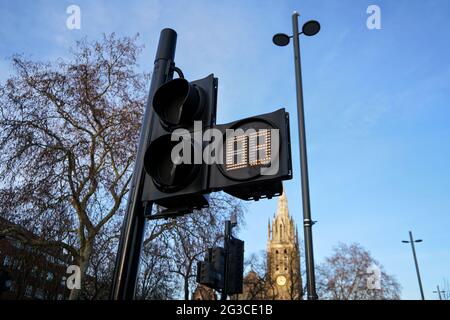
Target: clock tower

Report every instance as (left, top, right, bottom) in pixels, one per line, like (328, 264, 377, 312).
(267, 191, 302, 300)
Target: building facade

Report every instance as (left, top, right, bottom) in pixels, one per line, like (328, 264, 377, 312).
(0, 218, 71, 300)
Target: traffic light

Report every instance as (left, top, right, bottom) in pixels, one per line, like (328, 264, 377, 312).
(0, 269, 12, 294)
(142, 74, 218, 212)
(196, 247, 225, 290)
(210, 247, 225, 280)
(226, 238, 244, 294)
(196, 261, 216, 288)
(140, 67, 292, 217)
(196, 241, 245, 295)
(209, 108, 292, 201)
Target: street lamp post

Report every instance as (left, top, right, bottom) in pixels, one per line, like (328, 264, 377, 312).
(433, 285, 445, 300)
(273, 12, 320, 300)
(402, 231, 425, 300)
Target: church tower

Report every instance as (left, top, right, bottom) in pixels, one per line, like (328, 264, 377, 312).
(267, 191, 302, 300)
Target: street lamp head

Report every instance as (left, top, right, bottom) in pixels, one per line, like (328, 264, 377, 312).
(402, 240, 409, 243)
(415, 239, 423, 243)
(302, 20, 321, 36)
(272, 33, 291, 46)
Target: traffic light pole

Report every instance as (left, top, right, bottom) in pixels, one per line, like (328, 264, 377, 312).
(111, 28, 177, 300)
(292, 12, 318, 300)
(221, 220, 232, 300)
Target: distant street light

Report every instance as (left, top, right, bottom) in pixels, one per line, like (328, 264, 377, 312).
(402, 231, 425, 300)
(273, 11, 321, 300)
(433, 285, 445, 300)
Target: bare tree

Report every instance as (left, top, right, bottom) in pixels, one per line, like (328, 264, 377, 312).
(285, 248, 302, 300)
(134, 193, 245, 300)
(136, 236, 176, 300)
(0, 33, 147, 299)
(81, 224, 120, 300)
(0, 31, 248, 301)
(237, 251, 276, 300)
(316, 243, 401, 300)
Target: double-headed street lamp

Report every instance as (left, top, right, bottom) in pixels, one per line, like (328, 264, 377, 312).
(402, 231, 425, 300)
(273, 12, 320, 300)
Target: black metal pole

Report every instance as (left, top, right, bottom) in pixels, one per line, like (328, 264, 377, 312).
(221, 220, 231, 300)
(292, 11, 317, 300)
(409, 231, 425, 300)
(110, 28, 177, 300)
(435, 285, 443, 300)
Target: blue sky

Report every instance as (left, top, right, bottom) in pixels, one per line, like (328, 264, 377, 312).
(1, 0, 449, 300)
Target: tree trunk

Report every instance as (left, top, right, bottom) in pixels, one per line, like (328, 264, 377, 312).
(69, 242, 92, 300)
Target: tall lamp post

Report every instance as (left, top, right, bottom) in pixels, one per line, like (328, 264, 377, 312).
(402, 231, 425, 300)
(273, 12, 320, 300)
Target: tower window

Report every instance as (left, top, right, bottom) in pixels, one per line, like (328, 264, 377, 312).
(276, 250, 278, 254)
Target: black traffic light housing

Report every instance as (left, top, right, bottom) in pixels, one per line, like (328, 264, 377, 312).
(209, 108, 292, 201)
(196, 247, 225, 290)
(0, 269, 12, 293)
(226, 238, 244, 295)
(196, 240, 245, 295)
(142, 74, 218, 211)
(196, 261, 216, 288)
(141, 65, 292, 217)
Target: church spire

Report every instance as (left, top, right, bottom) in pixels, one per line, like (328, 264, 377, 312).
(266, 189, 303, 300)
(268, 189, 296, 243)
(276, 190, 289, 218)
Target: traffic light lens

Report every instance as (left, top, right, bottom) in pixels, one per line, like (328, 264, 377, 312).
(153, 78, 204, 128)
(144, 135, 200, 193)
